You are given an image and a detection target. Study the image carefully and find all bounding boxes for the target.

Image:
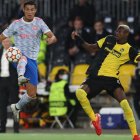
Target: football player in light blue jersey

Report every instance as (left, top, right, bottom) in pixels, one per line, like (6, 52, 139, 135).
(0, 1, 57, 121)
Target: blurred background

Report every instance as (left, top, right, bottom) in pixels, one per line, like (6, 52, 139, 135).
(0, 0, 140, 139)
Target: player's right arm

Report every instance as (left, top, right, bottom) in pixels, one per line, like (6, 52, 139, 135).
(0, 21, 15, 49)
(0, 34, 7, 43)
(71, 31, 99, 54)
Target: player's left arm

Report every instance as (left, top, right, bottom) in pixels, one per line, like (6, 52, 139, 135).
(0, 34, 7, 43)
(44, 31, 57, 45)
(40, 19, 57, 45)
(129, 47, 140, 63)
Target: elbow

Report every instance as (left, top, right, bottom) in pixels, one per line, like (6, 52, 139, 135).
(52, 36, 57, 44)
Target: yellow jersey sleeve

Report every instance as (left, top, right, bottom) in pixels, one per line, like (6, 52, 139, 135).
(97, 37, 106, 48)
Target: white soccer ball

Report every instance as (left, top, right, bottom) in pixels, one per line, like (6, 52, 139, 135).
(5, 47, 22, 62)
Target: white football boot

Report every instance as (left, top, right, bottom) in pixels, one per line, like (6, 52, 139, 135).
(10, 104, 20, 122)
(18, 75, 29, 85)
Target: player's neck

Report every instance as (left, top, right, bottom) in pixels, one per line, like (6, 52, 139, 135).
(23, 17, 34, 22)
(117, 39, 127, 44)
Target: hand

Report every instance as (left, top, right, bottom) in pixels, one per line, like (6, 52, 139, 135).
(71, 31, 78, 40)
(2, 38, 11, 50)
(46, 37, 52, 45)
(46, 35, 57, 45)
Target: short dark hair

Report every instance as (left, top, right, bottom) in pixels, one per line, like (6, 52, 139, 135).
(24, 1, 37, 8)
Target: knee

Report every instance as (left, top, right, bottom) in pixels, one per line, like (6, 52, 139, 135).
(27, 92, 36, 98)
(76, 88, 87, 101)
(19, 55, 27, 62)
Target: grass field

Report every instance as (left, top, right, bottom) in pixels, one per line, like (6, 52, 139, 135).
(0, 133, 132, 140)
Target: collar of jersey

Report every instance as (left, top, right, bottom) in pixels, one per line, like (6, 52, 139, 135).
(21, 17, 35, 24)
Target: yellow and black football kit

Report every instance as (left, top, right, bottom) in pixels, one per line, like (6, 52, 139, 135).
(83, 35, 140, 97)
(87, 35, 140, 78)
(77, 35, 139, 137)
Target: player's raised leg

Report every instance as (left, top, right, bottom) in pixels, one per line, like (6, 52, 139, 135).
(11, 58, 38, 122)
(76, 84, 102, 135)
(17, 56, 29, 85)
(113, 88, 140, 140)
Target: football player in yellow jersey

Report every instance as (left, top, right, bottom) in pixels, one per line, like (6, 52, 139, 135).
(72, 25, 140, 140)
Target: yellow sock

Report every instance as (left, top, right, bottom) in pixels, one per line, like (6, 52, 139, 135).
(76, 88, 96, 121)
(120, 99, 137, 137)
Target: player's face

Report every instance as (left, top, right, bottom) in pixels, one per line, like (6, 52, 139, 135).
(115, 27, 126, 41)
(23, 5, 37, 21)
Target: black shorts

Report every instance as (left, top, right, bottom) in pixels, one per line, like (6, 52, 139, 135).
(82, 75, 124, 98)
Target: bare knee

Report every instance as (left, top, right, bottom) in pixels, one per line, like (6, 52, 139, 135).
(19, 55, 27, 62)
(26, 83, 37, 98)
(113, 87, 126, 103)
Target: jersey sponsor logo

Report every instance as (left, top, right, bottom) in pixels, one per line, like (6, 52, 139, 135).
(19, 34, 37, 39)
(105, 47, 121, 58)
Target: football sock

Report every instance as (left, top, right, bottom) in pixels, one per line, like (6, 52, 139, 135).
(120, 99, 137, 137)
(16, 93, 36, 110)
(17, 56, 27, 77)
(76, 89, 96, 121)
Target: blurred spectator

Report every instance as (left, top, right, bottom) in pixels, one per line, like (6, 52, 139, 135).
(49, 69, 79, 127)
(134, 26, 140, 50)
(91, 19, 110, 43)
(69, 0, 95, 27)
(0, 38, 19, 133)
(133, 63, 140, 120)
(11, 0, 25, 19)
(65, 17, 92, 64)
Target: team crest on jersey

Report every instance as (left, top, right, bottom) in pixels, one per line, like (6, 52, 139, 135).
(120, 48, 124, 52)
(32, 26, 38, 30)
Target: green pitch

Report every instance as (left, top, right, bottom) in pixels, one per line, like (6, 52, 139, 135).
(0, 133, 131, 140)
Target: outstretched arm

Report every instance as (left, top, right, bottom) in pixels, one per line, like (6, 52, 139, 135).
(71, 31, 99, 54)
(0, 34, 7, 43)
(44, 31, 57, 45)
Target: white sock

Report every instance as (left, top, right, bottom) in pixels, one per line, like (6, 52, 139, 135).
(16, 93, 35, 110)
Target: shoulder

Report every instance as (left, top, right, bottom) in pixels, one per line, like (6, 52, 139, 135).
(12, 18, 22, 24)
(9, 18, 22, 27)
(124, 43, 132, 50)
(104, 35, 116, 45)
(127, 43, 131, 48)
(105, 35, 116, 41)
(34, 17, 43, 21)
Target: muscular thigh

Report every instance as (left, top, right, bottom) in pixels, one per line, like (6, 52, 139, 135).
(81, 76, 104, 99)
(102, 77, 126, 102)
(26, 83, 37, 97)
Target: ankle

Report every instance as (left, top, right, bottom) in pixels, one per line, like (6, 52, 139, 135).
(18, 75, 23, 78)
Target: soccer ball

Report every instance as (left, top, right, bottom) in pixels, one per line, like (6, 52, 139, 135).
(5, 47, 22, 62)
